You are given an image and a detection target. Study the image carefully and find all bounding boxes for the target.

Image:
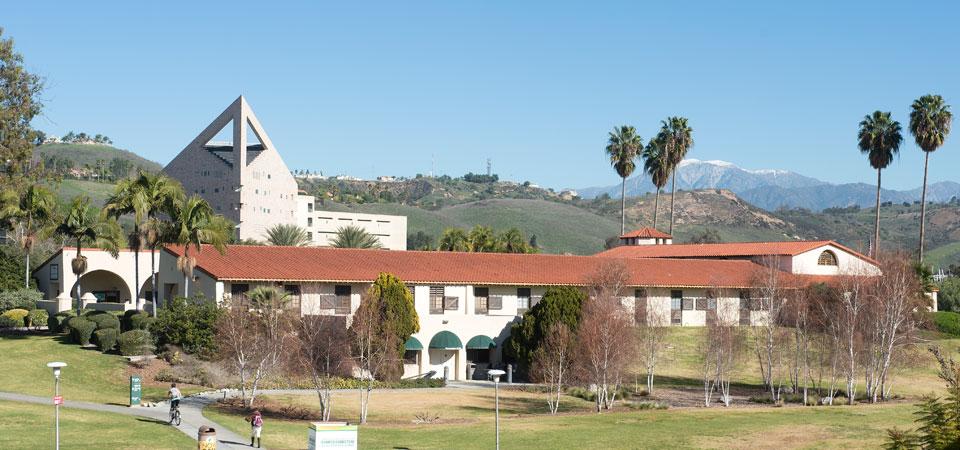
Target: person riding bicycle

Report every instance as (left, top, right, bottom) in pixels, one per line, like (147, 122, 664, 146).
(168, 383, 182, 413)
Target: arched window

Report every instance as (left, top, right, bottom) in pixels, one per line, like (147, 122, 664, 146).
(817, 250, 838, 266)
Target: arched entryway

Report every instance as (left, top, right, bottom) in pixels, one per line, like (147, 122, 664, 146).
(70, 270, 132, 303)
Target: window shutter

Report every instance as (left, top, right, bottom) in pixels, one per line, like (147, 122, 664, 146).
(696, 298, 707, 310)
(489, 295, 503, 310)
(444, 296, 458, 310)
(430, 286, 444, 296)
(682, 298, 694, 310)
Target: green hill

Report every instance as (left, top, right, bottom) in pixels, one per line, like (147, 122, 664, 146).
(44, 179, 117, 208)
(34, 143, 163, 173)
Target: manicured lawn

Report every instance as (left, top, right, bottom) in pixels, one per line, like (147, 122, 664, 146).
(0, 400, 193, 449)
(0, 334, 186, 404)
(204, 389, 918, 449)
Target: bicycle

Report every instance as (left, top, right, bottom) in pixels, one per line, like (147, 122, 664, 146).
(169, 401, 182, 426)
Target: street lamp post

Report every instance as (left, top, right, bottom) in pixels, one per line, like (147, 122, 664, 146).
(47, 362, 67, 450)
(488, 369, 505, 450)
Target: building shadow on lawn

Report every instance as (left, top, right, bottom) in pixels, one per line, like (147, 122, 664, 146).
(135, 417, 172, 426)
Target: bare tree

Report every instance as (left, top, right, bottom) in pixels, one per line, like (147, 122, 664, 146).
(216, 295, 258, 405)
(576, 261, 636, 412)
(351, 292, 400, 424)
(784, 283, 814, 405)
(246, 288, 296, 408)
(530, 323, 575, 414)
(636, 320, 668, 394)
(699, 322, 744, 407)
(811, 283, 843, 405)
(836, 271, 869, 405)
(297, 315, 350, 421)
(750, 259, 789, 403)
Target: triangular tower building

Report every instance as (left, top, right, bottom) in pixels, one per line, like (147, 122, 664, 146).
(163, 96, 299, 241)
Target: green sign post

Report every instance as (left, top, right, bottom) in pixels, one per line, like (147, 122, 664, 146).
(130, 375, 141, 406)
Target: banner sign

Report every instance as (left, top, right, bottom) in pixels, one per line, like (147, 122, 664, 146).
(308, 422, 358, 450)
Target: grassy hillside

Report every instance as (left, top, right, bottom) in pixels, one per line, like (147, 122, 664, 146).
(45, 178, 116, 207)
(34, 143, 162, 172)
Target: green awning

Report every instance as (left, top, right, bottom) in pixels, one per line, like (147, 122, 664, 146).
(465, 335, 497, 350)
(428, 331, 463, 349)
(404, 336, 423, 351)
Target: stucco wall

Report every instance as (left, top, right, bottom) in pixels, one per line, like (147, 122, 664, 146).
(791, 244, 879, 276)
(296, 195, 408, 250)
(34, 249, 158, 305)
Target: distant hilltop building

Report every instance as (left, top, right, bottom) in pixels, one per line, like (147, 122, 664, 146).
(162, 96, 406, 249)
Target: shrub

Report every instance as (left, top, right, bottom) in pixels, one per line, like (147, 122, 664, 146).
(125, 311, 152, 331)
(0, 288, 41, 313)
(118, 330, 153, 356)
(0, 308, 29, 327)
(505, 286, 586, 374)
(67, 317, 96, 345)
(152, 296, 221, 356)
(25, 309, 48, 328)
(0, 316, 19, 328)
(48, 311, 77, 333)
(94, 328, 119, 352)
(929, 311, 960, 337)
(87, 312, 120, 331)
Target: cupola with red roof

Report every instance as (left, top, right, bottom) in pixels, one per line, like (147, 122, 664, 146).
(619, 227, 673, 246)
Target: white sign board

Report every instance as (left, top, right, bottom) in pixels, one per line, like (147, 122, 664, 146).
(308, 422, 358, 450)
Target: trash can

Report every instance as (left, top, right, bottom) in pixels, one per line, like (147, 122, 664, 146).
(198, 426, 216, 450)
(466, 363, 476, 380)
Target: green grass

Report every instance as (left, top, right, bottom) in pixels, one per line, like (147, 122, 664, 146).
(0, 400, 193, 449)
(927, 241, 960, 270)
(0, 334, 183, 404)
(44, 179, 118, 208)
(35, 143, 163, 172)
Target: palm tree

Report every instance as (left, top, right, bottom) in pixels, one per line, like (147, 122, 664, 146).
(0, 185, 58, 288)
(468, 225, 498, 252)
(858, 111, 903, 257)
(438, 228, 470, 252)
(661, 117, 694, 235)
(497, 228, 531, 253)
(103, 177, 149, 310)
(265, 223, 311, 246)
(605, 126, 643, 234)
(642, 131, 670, 230)
(54, 196, 123, 311)
(909, 95, 953, 261)
(330, 225, 382, 249)
(136, 171, 184, 315)
(247, 285, 291, 309)
(168, 196, 231, 298)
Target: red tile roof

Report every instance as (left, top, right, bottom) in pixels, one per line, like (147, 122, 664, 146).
(596, 240, 875, 263)
(619, 227, 673, 239)
(164, 245, 774, 288)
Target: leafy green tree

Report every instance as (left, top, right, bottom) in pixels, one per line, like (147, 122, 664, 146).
(938, 278, 960, 312)
(265, 223, 311, 246)
(0, 184, 57, 288)
(858, 111, 903, 256)
(0, 28, 44, 188)
(467, 225, 497, 252)
(330, 225, 382, 249)
(351, 273, 419, 381)
(505, 286, 586, 375)
(643, 131, 671, 230)
(910, 95, 953, 261)
(406, 231, 434, 250)
(687, 228, 722, 244)
(168, 196, 231, 298)
(0, 246, 36, 291)
(660, 117, 694, 235)
(108, 157, 133, 180)
(438, 228, 470, 252)
(54, 196, 123, 309)
(152, 295, 222, 356)
(606, 125, 643, 235)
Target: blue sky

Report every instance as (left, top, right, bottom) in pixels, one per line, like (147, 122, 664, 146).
(5, 1, 959, 190)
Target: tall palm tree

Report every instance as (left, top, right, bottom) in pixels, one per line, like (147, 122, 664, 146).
(909, 95, 953, 261)
(0, 185, 58, 288)
(265, 223, 311, 246)
(642, 131, 670, 230)
(858, 111, 903, 257)
(468, 225, 497, 252)
(661, 117, 694, 235)
(103, 177, 148, 310)
(330, 225, 382, 249)
(605, 126, 643, 234)
(136, 171, 184, 315)
(55, 196, 123, 311)
(437, 228, 470, 252)
(497, 228, 531, 253)
(168, 196, 231, 298)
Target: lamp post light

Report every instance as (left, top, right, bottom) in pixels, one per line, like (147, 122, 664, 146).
(47, 362, 67, 450)
(488, 369, 506, 450)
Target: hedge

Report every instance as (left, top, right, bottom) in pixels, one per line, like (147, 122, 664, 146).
(87, 312, 121, 331)
(929, 311, 960, 337)
(48, 311, 77, 334)
(0, 316, 19, 328)
(94, 328, 119, 353)
(67, 317, 96, 345)
(118, 330, 152, 356)
(1, 308, 29, 327)
(25, 309, 48, 328)
(0, 289, 41, 313)
(124, 311, 153, 331)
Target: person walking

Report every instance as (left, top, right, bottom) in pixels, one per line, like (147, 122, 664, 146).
(248, 410, 263, 448)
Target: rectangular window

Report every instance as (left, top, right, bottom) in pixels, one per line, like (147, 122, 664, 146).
(517, 288, 531, 314)
(739, 290, 751, 310)
(283, 284, 301, 297)
(489, 294, 503, 310)
(708, 298, 717, 310)
(231, 283, 250, 297)
(307, 232, 313, 240)
(335, 285, 351, 315)
(403, 350, 418, 365)
(474, 287, 489, 314)
(50, 264, 59, 281)
(318, 293, 336, 309)
(670, 290, 682, 310)
(696, 298, 708, 310)
(307, 203, 314, 212)
(307, 218, 313, 227)
(635, 288, 647, 300)
(430, 286, 444, 314)
(682, 298, 694, 310)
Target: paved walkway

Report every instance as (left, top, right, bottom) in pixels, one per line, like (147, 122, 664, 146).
(0, 391, 258, 450)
